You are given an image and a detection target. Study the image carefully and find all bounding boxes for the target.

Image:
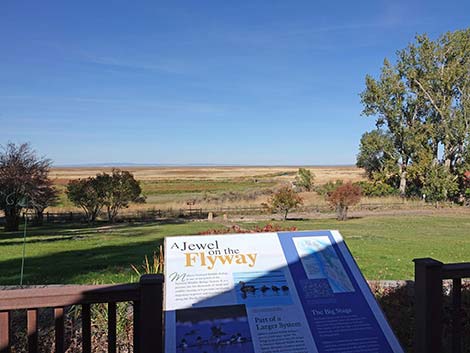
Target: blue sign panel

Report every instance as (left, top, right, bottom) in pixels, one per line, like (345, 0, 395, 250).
(164, 230, 404, 353)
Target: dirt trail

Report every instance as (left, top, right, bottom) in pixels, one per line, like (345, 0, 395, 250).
(218, 207, 470, 223)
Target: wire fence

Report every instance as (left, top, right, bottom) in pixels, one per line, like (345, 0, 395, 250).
(0, 200, 447, 226)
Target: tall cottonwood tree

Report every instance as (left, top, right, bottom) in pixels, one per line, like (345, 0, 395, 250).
(361, 59, 425, 196)
(397, 30, 470, 172)
(359, 29, 470, 199)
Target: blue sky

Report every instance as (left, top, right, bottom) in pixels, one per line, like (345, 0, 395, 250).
(1, 1, 469, 166)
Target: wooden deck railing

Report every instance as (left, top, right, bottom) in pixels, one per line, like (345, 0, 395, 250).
(0, 274, 163, 353)
(414, 258, 470, 353)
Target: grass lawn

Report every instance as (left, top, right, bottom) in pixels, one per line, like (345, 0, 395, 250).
(0, 213, 469, 285)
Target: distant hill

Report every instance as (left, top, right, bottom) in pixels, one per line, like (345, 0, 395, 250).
(53, 162, 356, 168)
(53, 162, 233, 168)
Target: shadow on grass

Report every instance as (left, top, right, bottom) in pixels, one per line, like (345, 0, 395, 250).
(0, 224, 141, 246)
(0, 238, 164, 285)
(342, 216, 365, 220)
(0, 218, 191, 243)
(2, 235, 91, 247)
(0, 222, 98, 241)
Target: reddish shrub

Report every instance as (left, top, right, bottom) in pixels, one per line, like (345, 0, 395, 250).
(464, 170, 470, 183)
(199, 224, 297, 235)
(326, 181, 362, 220)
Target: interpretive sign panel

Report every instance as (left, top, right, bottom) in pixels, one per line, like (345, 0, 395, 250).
(164, 230, 403, 353)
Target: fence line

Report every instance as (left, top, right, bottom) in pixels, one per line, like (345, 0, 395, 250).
(0, 201, 446, 225)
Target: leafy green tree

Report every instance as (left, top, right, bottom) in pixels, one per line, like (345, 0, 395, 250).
(354, 181, 397, 197)
(96, 169, 145, 222)
(326, 182, 362, 221)
(361, 59, 425, 197)
(66, 178, 106, 224)
(268, 186, 303, 220)
(294, 168, 315, 191)
(421, 165, 459, 204)
(0, 143, 55, 231)
(360, 29, 470, 200)
(397, 30, 470, 173)
(357, 129, 398, 180)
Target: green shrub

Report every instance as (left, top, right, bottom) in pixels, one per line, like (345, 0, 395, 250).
(355, 181, 398, 197)
(268, 186, 303, 220)
(315, 180, 343, 196)
(294, 168, 315, 191)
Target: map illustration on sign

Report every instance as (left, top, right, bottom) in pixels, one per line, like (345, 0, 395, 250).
(164, 230, 404, 353)
(292, 236, 354, 293)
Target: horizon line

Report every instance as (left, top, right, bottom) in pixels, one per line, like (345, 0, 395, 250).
(52, 162, 358, 168)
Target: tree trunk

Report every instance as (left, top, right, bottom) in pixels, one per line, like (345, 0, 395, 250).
(399, 166, 407, 197)
(33, 210, 44, 226)
(107, 206, 113, 223)
(336, 205, 348, 221)
(108, 206, 119, 223)
(284, 209, 288, 220)
(88, 208, 97, 224)
(443, 142, 456, 171)
(444, 158, 451, 170)
(4, 207, 20, 231)
(90, 205, 103, 224)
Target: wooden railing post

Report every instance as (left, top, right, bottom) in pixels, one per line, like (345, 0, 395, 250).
(452, 278, 462, 353)
(0, 311, 10, 353)
(139, 274, 164, 353)
(414, 258, 443, 353)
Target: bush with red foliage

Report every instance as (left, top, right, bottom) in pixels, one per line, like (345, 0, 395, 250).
(463, 170, 470, 184)
(464, 171, 470, 197)
(326, 181, 362, 221)
(199, 223, 298, 235)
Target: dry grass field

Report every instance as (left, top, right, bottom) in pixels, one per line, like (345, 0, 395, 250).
(48, 165, 366, 212)
(50, 165, 364, 182)
(46, 165, 436, 214)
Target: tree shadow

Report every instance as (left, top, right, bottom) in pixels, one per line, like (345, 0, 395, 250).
(0, 222, 99, 241)
(345, 216, 365, 220)
(2, 234, 90, 247)
(0, 218, 194, 244)
(0, 238, 164, 285)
